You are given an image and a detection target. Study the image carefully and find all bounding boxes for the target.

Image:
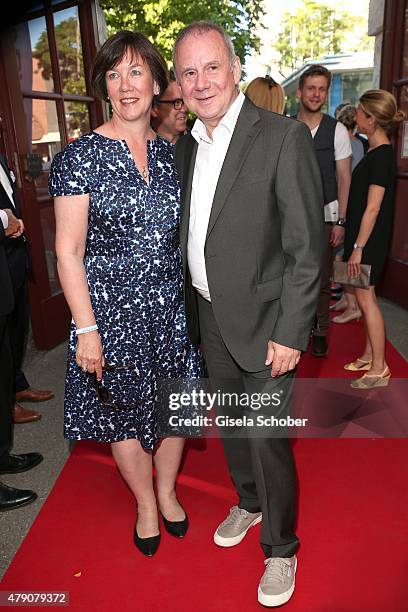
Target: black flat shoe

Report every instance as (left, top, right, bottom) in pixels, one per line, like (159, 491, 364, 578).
(0, 483, 37, 511)
(0, 453, 43, 475)
(133, 525, 160, 557)
(160, 510, 189, 538)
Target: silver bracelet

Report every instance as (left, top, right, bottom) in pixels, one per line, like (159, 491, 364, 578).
(75, 324, 98, 336)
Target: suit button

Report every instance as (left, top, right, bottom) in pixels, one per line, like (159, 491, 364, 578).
(207, 253, 216, 258)
(214, 292, 223, 298)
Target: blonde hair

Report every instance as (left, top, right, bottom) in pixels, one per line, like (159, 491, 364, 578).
(359, 89, 405, 132)
(245, 76, 285, 114)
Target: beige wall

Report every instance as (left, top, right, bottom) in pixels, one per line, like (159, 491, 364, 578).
(368, 0, 385, 87)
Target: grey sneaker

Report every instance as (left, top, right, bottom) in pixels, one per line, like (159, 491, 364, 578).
(214, 505, 262, 547)
(258, 556, 297, 607)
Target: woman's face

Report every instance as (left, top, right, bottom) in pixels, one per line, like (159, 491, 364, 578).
(106, 51, 158, 124)
(356, 104, 373, 135)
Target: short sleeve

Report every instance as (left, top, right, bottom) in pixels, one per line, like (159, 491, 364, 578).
(368, 148, 394, 188)
(48, 145, 90, 197)
(334, 122, 352, 160)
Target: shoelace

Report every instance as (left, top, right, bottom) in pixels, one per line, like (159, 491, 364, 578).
(222, 506, 249, 528)
(263, 558, 292, 584)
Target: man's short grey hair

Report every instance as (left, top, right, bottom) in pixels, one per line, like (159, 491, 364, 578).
(172, 21, 236, 80)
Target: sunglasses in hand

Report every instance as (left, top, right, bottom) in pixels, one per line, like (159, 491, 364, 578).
(91, 363, 137, 410)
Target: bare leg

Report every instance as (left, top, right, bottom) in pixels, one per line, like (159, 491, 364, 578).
(111, 438, 159, 537)
(355, 287, 387, 374)
(153, 437, 186, 521)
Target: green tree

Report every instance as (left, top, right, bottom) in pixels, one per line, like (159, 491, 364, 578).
(99, 0, 265, 72)
(276, 0, 351, 73)
(33, 18, 88, 135)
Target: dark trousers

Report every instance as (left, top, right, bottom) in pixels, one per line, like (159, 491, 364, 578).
(197, 294, 299, 558)
(0, 315, 13, 462)
(9, 282, 29, 393)
(313, 222, 334, 337)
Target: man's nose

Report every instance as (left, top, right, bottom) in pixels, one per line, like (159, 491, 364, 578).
(194, 71, 210, 91)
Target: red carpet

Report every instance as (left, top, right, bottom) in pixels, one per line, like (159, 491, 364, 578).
(1, 316, 407, 611)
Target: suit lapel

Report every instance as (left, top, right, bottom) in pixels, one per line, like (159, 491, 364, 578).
(206, 98, 261, 239)
(0, 156, 18, 213)
(179, 134, 198, 259)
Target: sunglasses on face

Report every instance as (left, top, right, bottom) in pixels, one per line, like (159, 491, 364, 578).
(156, 98, 184, 110)
(91, 364, 137, 410)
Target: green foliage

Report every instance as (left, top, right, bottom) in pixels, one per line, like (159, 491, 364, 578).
(276, 0, 369, 73)
(33, 18, 88, 135)
(99, 0, 265, 71)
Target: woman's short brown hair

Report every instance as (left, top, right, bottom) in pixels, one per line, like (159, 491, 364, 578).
(337, 104, 357, 131)
(245, 76, 285, 114)
(91, 31, 168, 101)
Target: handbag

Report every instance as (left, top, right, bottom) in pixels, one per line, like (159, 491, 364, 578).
(333, 261, 371, 289)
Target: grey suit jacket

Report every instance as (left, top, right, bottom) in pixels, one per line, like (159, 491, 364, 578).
(175, 97, 325, 372)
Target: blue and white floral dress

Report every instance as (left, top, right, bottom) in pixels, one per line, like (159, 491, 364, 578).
(49, 132, 203, 450)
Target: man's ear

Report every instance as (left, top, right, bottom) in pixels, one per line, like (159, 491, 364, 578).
(151, 105, 159, 119)
(233, 56, 242, 85)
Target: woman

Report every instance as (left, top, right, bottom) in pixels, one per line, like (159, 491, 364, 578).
(332, 105, 365, 324)
(245, 74, 285, 114)
(49, 31, 203, 556)
(343, 89, 404, 388)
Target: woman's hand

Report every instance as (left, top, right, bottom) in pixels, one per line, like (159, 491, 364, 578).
(347, 249, 362, 278)
(76, 331, 105, 380)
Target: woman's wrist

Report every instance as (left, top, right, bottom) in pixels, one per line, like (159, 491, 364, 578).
(75, 324, 98, 336)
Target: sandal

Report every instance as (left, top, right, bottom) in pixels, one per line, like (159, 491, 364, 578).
(350, 367, 391, 389)
(344, 358, 372, 372)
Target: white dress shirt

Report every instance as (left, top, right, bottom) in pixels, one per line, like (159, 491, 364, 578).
(0, 163, 15, 229)
(188, 91, 245, 301)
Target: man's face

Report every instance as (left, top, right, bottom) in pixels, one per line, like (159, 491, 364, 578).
(297, 75, 329, 113)
(152, 81, 187, 139)
(175, 30, 241, 133)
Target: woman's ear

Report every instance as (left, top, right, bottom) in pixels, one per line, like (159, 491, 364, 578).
(153, 82, 160, 97)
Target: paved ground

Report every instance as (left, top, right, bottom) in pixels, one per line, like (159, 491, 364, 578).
(0, 297, 406, 578)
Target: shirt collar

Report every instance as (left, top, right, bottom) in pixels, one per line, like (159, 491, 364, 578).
(192, 90, 245, 144)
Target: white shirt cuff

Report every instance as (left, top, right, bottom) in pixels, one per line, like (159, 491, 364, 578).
(0, 209, 8, 229)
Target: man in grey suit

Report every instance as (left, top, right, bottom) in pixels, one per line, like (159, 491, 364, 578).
(173, 22, 324, 606)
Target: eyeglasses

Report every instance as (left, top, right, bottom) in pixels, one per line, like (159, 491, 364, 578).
(91, 364, 137, 410)
(156, 98, 184, 110)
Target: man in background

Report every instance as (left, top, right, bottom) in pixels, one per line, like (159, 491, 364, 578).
(296, 65, 352, 357)
(0, 153, 54, 423)
(151, 79, 188, 143)
(0, 206, 42, 511)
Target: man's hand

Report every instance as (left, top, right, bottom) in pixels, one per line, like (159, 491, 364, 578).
(5, 209, 24, 237)
(330, 225, 344, 248)
(265, 341, 301, 377)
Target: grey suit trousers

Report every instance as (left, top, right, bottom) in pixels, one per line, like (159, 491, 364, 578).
(197, 294, 299, 558)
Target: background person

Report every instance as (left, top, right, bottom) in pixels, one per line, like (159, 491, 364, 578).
(174, 21, 324, 607)
(296, 65, 352, 357)
(344, 89, 404, 388)
(332, 104, 365, 324)
(0, 153, 54, 424)
(0, 208, 43, 511)
(151, 79, 188, 143)
(245, 75, 285, 114)
(50, 31, 202, 557)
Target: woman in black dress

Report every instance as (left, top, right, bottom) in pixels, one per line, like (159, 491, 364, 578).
(343, 89, 404, 388)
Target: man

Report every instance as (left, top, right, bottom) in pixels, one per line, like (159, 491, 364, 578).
(151, 79, 188, 143)
(296, 65, 352, 357)
(0, 207, 43, 511)
(0, 154, 54, 423)
(173, 22, 324, 606)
